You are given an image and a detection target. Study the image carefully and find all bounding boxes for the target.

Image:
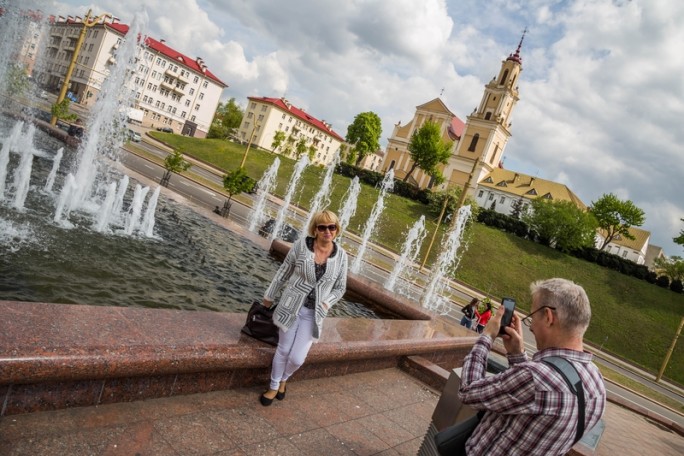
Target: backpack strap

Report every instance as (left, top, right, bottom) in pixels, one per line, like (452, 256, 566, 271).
(542, 356, 586, 445)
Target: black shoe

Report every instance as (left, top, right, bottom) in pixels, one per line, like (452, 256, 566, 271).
(276, 386, 287, 401)
(259, 392, 274, 406)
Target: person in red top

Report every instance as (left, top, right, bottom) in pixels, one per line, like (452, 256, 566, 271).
(474, 299, 492, 333)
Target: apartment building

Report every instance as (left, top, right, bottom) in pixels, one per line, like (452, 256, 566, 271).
(238, 96, 344, 166)
(36, 15, 226, 137)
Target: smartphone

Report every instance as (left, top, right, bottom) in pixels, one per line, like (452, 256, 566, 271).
(499, 297, 516, 335)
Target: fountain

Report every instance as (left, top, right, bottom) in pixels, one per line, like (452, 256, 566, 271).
(420, 205, 473, 313)
(385, 215, 427, 294)
(269, 154, 308, 242)
(337, 176, 361, 240)
(247, 157, 280, 232)
(43, 147, 63, 193)
(350, 168, 394, 273)
(302, 151, 339, 233)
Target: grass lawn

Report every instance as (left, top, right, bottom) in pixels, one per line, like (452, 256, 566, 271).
(150, 132, 684, 386)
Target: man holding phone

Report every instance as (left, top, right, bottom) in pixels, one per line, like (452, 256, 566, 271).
(457, 278, 606, 455)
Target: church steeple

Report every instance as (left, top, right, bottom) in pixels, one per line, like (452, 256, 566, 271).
(444, 32, 526, 195)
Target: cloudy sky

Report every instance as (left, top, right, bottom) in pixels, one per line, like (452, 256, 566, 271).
(41, 0, 684, 255)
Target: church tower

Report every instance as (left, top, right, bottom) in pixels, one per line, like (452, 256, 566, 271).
(444, 32, 525, 195)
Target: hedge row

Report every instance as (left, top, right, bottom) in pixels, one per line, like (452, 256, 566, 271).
(475, 209, 682, 294)
(335, 162, 432, 204)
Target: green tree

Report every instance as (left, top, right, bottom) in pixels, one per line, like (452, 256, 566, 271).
(524, 198, 598, 252)
(51, 98, 78, 123)
(271, 130, 286, 153)
(674, 218, 684, 249)
(345, 111, 382, 166)
(403, 120, 451, 184)
(428, 186, 478, 222)
(207, 98, 243, 139)
(510, 197, 527, 219)
(6, 64, 29, 95)
(295, 137, 308, 159)
(160, 150, 191, 187)
(590, 193, 646, 250)
(654, 256, 684, 282)
(221, 167, 256, 216)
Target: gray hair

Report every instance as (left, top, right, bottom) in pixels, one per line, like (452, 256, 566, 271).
(530, 278, 591, 335)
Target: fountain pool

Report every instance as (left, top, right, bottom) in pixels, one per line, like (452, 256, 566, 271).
(0, 123, 381, 318)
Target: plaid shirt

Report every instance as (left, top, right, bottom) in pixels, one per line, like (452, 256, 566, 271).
(459, 335, 606, 455)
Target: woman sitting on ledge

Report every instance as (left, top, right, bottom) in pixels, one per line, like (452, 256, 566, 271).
(260, 210, 348, 406)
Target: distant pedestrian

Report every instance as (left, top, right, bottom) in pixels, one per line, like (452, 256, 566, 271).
(460, 298, 479, 329)
(475, 298, 492, 334)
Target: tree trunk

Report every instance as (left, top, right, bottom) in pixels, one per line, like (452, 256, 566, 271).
(403, 163, 418, 182)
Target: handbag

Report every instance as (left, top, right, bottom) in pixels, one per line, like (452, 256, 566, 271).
(241, 300, 279, 346)
(434, 410, 484, 456)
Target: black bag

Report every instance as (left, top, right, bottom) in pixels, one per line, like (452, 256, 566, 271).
(241, 300, 279, 346)
(434, 411, 484, 456)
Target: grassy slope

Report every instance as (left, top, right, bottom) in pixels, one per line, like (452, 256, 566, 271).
(151, 133, 684, 384)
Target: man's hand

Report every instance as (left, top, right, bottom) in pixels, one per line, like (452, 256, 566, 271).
(483, 306, 525, 355)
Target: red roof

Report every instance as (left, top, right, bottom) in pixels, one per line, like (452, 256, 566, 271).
(144, 36, 227, 88)
(448, 116, 465, 140)
(250, 97, 344, 142)
(51, 19, 227, 88)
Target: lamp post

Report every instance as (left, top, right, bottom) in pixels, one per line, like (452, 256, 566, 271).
(239, 123, 259, 168)
(51, 9, 112, 126)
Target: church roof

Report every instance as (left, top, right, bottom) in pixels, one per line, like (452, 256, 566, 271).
(478, 168, 586, 209)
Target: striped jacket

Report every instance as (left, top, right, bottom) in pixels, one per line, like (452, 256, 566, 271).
(264, 237, 348, 340)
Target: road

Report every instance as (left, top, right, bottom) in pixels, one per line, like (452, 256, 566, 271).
(119, 137, 684, 427)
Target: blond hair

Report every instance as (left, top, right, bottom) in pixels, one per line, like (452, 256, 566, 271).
(307, 210, 340, 237)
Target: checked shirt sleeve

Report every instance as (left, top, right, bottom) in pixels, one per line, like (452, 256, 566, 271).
(459, 335, 538, 415)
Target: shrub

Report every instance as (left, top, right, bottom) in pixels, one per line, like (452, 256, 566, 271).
(670, 279, 683, 293)
(655, 275, 670, 288)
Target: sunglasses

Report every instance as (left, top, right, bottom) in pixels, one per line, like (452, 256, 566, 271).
(316, 224, 338, 232)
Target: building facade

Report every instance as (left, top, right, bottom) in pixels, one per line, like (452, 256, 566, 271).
(237, 97, 344, 166)
(36, 15, 226, 137)
(596, 227, 650, 265)
(381, 37, 525, 198)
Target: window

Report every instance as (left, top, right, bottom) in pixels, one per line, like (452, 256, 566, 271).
(194, 76, 199, 83)
(251, 102, 256, 109)
(488, 194, 494, 200)
(195, 104, 200, 110)
(202, 81, 208, 88)
(156, 57, 162, 65)
(485, 112, 492, 120)
(199, 92, 204, 100)
(191, 115, 196, 121)
(189, 88, 194, 95)
(88, 43, 93, 52)
(621, 251, 628, 258)
(257, 114, 264, 121)
(247, 112, 253, 118)
(261, 105, 267, 112)
(478, 190, 484, 198)
(468, 133, 479, 152)
(500, 69, 509, 85)
(499, 196, 505, 204)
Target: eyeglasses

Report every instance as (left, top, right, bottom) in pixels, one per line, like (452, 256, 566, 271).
(521, 306, 556, 327)
(316, 224, 338, 232)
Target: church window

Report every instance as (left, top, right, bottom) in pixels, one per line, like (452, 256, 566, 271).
(468, 134, 479, 152)
(485, 112, 492, 120)
(500, 69, 509, 85)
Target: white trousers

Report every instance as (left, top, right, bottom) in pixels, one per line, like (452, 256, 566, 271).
(269, 306, 315, 390)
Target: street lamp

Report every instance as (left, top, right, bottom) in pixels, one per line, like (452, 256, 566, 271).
(240, 123, 260, 168)
(51, 9, 112, 126)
